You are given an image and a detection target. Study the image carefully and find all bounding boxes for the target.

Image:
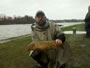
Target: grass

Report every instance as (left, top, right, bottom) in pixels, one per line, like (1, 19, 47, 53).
(61, 23, 85, 31)
(65, 34, 90, 68)
(0, 36, 37, 68)
(0, 23, 90, 68)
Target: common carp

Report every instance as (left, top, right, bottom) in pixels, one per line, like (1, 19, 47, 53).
(27, 41, 64, 51)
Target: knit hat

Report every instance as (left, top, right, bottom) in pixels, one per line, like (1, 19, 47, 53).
(35, 10, 45, 17)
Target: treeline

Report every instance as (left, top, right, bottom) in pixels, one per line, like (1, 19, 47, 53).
(0, 15, 35, 25)
(50, 19, 84, 23)
(0, 14, 84, 25)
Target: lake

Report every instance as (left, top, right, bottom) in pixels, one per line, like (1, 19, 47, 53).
(0, 22, 84, 41)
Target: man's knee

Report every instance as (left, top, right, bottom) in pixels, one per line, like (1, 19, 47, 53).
(31, 51, 49, 66)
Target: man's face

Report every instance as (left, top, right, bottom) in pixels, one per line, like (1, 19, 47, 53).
(35, 16, 46, 24)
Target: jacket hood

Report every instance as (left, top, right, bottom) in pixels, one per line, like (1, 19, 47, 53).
(31, 21, 49, 31)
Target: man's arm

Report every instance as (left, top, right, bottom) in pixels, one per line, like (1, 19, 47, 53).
(54, 23, 66, 46)
(56, 33, 66, 43)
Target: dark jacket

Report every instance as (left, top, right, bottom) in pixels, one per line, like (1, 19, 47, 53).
(84, 12, 90, 24)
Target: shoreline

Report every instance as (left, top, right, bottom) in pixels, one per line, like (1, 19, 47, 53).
(0, 34, 31, 43)
(0, 23, 84, 43)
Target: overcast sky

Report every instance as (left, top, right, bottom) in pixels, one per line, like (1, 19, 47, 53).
(0, 0, 90, 19)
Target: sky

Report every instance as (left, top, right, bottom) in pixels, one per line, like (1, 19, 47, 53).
(0, 0, 90, 19)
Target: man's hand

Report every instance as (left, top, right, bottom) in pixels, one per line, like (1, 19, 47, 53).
(56, 39, 62, 46)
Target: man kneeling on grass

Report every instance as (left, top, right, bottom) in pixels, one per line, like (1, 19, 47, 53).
(27, 10, 72, 68)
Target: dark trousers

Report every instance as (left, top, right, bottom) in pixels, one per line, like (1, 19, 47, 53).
(31, 51, 49, 67)
(31, 51, 66, 68)
(85, 24, 90, 37)
(60, 64, 66, 68)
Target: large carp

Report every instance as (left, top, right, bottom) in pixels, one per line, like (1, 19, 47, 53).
(27, 41, 64, 51)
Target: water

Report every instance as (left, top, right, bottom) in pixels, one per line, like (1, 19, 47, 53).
(0, 22, 84, 41)
(0, 24, 32, 40)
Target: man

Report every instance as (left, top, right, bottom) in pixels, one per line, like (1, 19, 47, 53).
(84, 6, 90, 37)
(30, 10, 72, 68)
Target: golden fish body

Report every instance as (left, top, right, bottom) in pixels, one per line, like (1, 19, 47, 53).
(27, 41, 64, 51)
